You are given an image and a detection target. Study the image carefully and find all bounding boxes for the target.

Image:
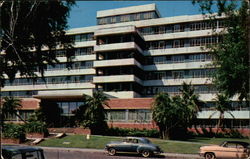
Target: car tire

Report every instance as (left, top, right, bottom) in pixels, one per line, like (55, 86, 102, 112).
(107, 148, 116, 156)
(205, 152, 216, 159)
(141, 150, 151, 158)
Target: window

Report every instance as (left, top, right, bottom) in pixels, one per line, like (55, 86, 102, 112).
(128, 110, 151, 122)
(120, 15, 130, 22)
(159, 26, 165, 34)
(172, 71, 184, 79)
(174, 24, 180, 32)
(158, 41, 165, 49)
(143, 12, 153, 19)
(173, 40, 180, 48)
(99, 18, 108, 25)
(133, 13, 140, 21)
(195, 22, 201, 30)
(109, 110, 126, 121)
(110, 16, 116, 23)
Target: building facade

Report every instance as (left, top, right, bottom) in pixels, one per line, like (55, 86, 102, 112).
(2, 4, 249, 130)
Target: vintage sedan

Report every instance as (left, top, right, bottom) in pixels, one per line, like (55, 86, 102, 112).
(105, 137, 163, 158)
(200, 141, 250, 159)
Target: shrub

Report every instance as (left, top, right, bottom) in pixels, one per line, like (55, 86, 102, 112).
(3, 123, 25, 140)
(24, 121, 48, 134)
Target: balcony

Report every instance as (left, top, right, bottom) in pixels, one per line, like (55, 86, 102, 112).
(143, 78, 212, 86)
(2, 82, 95, 91)
(34, 89, 93, 99)
(93, 75, 142, 84)
(143, 28, 224, 41)
(93, 58, 142, 68)
(144, 46, 207, 56)
(94, 42, 143, 53)
(57, 54, 96, 63)
(103, 91, 141, 98)
(143, 61, 212, 71)
(95, 25, 142, 37)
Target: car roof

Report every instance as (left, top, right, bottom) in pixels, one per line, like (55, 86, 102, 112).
(2, 146, 43, 155)
(224, 141, 250, 146)
(125, 137, 146, 140)
(125, 137, 149, 142)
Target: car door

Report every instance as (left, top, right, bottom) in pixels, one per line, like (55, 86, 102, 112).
(130, 139, 140, 152)
(220, 142, 239, 159)
(118, 139, 133, 152)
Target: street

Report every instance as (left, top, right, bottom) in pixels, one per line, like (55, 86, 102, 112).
(43, 148, 201, 159)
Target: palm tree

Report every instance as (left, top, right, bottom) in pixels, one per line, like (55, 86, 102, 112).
(1, 96, 26, 122)
(209, 93, 234, 132)
(179, 82, 203, 125)
(152, 92, 174, 139)
(74, 91, 109, 135)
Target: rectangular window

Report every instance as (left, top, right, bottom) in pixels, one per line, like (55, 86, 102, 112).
(143, 12, 153, 19)
(109, 110, 126, 121)
(110, 16, 116, 23)
(195, 22, 201, 30)
(173, 40, 180, 48)
(99, 18, 108, 25)
(158, 41, 165, 49)
(133, 13, 140, 21)
(190, 23, 195, 31)
(174, 24, 180, 32)
(159, 26, 165, 34)
(120, 15, 130, 22)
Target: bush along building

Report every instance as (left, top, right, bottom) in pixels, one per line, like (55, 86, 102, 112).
(2, 4, 249, 134)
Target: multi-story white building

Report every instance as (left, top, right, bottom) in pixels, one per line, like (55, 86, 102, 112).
(2, 4, 249, 132)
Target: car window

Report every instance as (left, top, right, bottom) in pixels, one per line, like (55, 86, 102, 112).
(123, 138, 133, 143)
(132, 139, 138, 143)
(225, 143, 237, 148)
(237, 144, 244, 149)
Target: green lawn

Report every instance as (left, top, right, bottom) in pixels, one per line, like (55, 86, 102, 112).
(38, 135, 250, 154)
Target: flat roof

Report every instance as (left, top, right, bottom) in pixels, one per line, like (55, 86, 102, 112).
(96, 3, 160, 18)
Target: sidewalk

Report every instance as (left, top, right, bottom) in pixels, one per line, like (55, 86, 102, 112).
(41, 146, 203, 159)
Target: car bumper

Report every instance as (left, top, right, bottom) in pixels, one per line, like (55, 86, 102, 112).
(199, 153, 205, 157)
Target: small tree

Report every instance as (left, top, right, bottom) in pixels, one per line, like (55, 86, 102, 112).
(152, 83, 203, 139)
(1, 96, 25, 122)
(180, 82, 203, 127)
(209, 93, 234, 132)
(152, 92, 174, 139)
(74, 91, 109, 135)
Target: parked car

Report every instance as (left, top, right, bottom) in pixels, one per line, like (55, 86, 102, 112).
(105, 137, 163, 158)
(1, 146, 45, 159)
(200, 141, 250, 159)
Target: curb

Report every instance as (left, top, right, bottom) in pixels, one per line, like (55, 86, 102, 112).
(41, 146, 202, 159)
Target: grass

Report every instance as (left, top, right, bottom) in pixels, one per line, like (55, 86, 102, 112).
(38, 135, 250, 154)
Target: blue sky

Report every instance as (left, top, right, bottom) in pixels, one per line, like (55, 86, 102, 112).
(67, 1, 204, 29)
